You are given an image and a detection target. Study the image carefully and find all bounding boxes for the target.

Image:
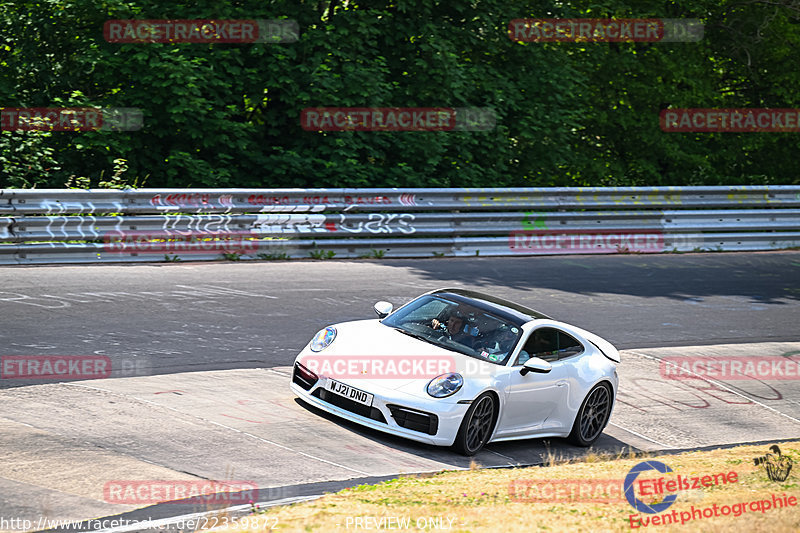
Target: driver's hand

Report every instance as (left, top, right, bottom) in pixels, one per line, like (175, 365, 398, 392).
(431, 319, 442, 329)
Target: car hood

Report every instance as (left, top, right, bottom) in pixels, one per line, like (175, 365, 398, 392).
(297, 319, 500, 392)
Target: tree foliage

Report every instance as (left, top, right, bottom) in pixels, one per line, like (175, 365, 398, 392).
(1, 0, 798, 188)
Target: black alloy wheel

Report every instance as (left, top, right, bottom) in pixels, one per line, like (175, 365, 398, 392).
(568, 382, 612, 447)
(453, 393, 496, 456)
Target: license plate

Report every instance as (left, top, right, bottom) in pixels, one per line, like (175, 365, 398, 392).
(328, 379, 374, 407)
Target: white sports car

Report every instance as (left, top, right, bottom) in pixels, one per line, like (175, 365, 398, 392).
(290, 288, 620, 455)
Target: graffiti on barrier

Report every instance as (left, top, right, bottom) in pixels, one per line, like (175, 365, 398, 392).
(149, 193, 234, 209)
(247, 194, 393, 207)
(36, 200, 124, 215)
(249, 213, 416, 234)
(521, 212, 547, 230)
(160, 214, 235, 233)
(251, 214, 329, 233)
(248, 194, 294, 206)
(337, 213, 415, 234)
(34, 215, 105, 240)
(344, 195, 392, 205)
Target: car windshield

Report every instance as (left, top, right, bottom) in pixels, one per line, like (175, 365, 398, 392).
(381, 294, 523, 365)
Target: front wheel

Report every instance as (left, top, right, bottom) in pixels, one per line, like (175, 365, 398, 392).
(452, 393, 497, 456)
(567, 382, 612, 447)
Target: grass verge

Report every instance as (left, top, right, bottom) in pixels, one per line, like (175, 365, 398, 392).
(213, 440, 800, 532)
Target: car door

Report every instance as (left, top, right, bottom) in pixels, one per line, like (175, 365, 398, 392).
(496, 327, 571, 436)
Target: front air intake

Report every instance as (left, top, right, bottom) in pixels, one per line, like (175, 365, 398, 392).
(292, 362, 318, 391)
(387, 404, 439, 435)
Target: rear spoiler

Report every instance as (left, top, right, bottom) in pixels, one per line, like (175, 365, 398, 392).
(586, 334, 621, 364)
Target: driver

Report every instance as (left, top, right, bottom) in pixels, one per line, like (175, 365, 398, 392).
(431, 310, 474, 346)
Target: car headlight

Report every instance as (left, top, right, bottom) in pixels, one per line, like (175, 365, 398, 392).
(427, 373, 463, 398)
(309, 327, 337, 352)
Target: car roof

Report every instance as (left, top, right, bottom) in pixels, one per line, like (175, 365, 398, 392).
(430, 288, 552, 326)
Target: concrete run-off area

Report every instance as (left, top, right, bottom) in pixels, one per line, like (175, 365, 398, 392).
(0, 342, 798, 531)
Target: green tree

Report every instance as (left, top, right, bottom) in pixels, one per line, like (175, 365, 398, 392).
(1, 0, 797, 188)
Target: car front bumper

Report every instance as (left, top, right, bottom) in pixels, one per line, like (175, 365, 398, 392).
(290, 363, 470, 447)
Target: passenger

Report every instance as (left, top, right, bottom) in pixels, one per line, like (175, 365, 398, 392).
(476, 324, 519, 362)
(487, 325, 518, 353)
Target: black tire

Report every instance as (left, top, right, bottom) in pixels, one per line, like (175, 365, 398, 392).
(452, 392, 497, 456)
(567, 382, 613, 447)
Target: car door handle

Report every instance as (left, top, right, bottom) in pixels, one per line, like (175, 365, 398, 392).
(556, 381, 567, 387)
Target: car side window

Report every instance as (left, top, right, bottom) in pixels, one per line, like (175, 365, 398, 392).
(557, 331, 584, 360)
(514, 327, 584, 364)
(515, 327, 559, 364)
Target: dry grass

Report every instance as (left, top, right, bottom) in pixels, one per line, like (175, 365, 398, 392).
(210, 441, 800, 532)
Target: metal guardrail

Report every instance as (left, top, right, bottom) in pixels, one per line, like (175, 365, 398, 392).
(1, 186, 799, 264)
(1, 186, 799, 214)
(5, 210, 800, 242)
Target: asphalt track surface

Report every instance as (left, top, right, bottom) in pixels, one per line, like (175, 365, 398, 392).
(1, 252, 799, 531)
(1, 252, 799, 383)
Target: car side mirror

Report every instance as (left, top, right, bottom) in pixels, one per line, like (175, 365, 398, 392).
(373, 301, 393, 318)
(520, 357, 552, 376)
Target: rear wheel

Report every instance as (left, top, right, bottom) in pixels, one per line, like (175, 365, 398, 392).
(567, 382, 612, 447)
(453, 393, 497, 456)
